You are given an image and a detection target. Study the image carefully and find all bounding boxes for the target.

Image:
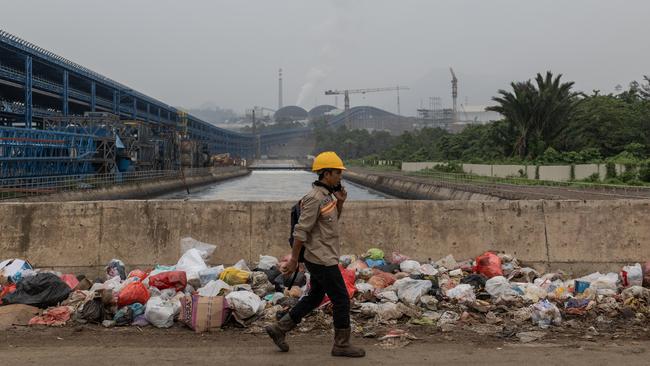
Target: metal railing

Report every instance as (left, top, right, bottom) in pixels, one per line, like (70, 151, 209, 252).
(0, 167, 229, 200)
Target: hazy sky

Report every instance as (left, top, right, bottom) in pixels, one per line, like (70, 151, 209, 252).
(2, 1, 649, 116)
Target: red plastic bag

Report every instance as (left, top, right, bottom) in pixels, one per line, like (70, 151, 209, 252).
(371, 269, 396, 287)
(117, 282, 150, 307)
(321, 265, 356, 306)
(128, 269, 149, 281)
(0, 283, 17, 304)
(148, 271, 187, 292)
(473, 252, 503, 278)
(60, 274, 79, 289)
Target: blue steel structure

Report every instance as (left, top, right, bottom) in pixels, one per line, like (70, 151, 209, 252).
(0, 29, 310, 169)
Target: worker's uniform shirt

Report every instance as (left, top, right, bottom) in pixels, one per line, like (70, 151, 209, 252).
(292, 184, 340, 266)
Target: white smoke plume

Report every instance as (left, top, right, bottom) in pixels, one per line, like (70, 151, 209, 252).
(295, 1, 355, 107)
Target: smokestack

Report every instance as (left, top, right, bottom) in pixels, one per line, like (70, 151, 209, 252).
(278, 68, 283, 110)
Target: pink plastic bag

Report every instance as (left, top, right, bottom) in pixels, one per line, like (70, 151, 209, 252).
(60, 274, 79, 289)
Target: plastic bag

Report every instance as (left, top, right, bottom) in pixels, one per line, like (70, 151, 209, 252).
(0, 259, 33, 283)
(128, 269, 148, 281)
(473, 252, 503, 278)
(28, 306, 72, 326)
(199, 266, 225, 287)
(365, 258, 386, 268)
(347, 260, 368, 271)
(219, 267, 251, 285)
(419, 264, 439, 276)
(250, 271, 275, 297)
(531, 299, 562, 328)
(393, 278, 432, 305)
(2, 273, 71, 308)
(60, 274, 79, 289)
(233, 259, 251, 272)
(117, 281, 150, 307)
(339, 255, 356, 267)
(445, 284, 476, 303)
(226, 291, 264, 320)
(399, 260, 421, 274)
(180, 237, 217, 258)
(105, 259, 126, 281)
(257, 255, 279, 271)
(365, 248, 385, 260)
(578, 272, 619, 296)
(390, 252, 409, 265)
(485, 276, 517, 299)
(368, 275, 388, 289)
(643, 261, 650, 288)
(176, 249, 208, 279)
(621, 264, 643, 287)
(148, 271, 187, 292)
(377, 290, 398, 303)
(197, 280, 231, 297)
(145, 296, 175, 328)
(80, 298, 105, 323)
(435, 254, 458, 270)
(522, 284, 548, 302)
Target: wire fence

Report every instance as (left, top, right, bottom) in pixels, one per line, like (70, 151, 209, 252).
(0, 167, 230, 200)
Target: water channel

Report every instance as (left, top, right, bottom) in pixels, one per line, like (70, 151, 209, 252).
(160, 170, 391, 201)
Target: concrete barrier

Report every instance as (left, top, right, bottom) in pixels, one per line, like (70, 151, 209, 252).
(1, 199, 649, 277)
(16, 168, 250, 202)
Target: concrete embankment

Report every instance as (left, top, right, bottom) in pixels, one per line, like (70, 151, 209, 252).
(1, 199, 648, 277)
(345, 169, 501, 200)
(18, 168, 250, 202)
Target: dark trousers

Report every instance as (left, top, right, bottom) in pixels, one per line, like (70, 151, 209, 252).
(288, 261, 350, 329)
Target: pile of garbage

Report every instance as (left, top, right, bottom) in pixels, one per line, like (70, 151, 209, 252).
(2, 240, 650, 339)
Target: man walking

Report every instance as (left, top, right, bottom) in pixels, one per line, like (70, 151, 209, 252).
(265, 151, 365, 358)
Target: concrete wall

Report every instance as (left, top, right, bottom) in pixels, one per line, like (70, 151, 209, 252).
(2, 199, 649, 277)
(463, 164, 492, 176)
(401, 162, 444, 172)
(574, 164, 599, 180)
(492, 165, 526, 178)
(538, 165, 572, 182)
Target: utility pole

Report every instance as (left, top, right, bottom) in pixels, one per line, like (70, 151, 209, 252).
(278, 68, 283, 110)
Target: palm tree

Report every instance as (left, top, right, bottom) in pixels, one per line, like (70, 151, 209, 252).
(487, 72, 579, 159)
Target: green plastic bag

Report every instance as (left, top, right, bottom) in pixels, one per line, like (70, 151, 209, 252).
(365, 248, 385, 260)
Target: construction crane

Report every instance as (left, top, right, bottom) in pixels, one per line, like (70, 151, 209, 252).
(449, 67, 458, 123)
(324, 86, 410, 115)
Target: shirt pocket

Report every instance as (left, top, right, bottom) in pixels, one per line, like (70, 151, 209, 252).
(318, 209, 339, 239)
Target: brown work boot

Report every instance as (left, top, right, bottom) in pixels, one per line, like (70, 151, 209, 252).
(265, 313, 297, 352)
(331, 327, 366, 357)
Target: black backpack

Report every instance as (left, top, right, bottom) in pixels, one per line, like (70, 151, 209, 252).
(288, 200, 306, 262)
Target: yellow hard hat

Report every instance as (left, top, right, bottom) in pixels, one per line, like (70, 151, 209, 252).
(312, 151, 346, 172)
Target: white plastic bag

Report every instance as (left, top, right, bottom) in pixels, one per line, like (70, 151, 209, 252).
(393, 278, 432, 305)
(199, 265, 225, 287)
(578, 272, 619, 296)
(445, 284, 476, 303)
(376, 290, 398, 303)
(176, 248, 208, 280)
(226, 291, 264, 320)
(145, 296, 175, 328)
(233, 259, 251, 272)
(522, 284, 548, 302)
(435, 254, 458, 269)
(531, 299, 562, 329)
(621, 264, 643, 287)
(485, 276, 518, 298)
(419, 264, 439, 276)
(355, 282, 375, 293)
(180, 237, 216, 259)
(399, 260, 421, 274)
(198, 279, 231, 297)
(257, 255, 279, 271)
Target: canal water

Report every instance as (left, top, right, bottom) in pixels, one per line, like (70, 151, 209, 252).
(160, 170, 391, 201)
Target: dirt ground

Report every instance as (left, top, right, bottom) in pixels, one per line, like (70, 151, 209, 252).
(2, 323, 649, 366)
